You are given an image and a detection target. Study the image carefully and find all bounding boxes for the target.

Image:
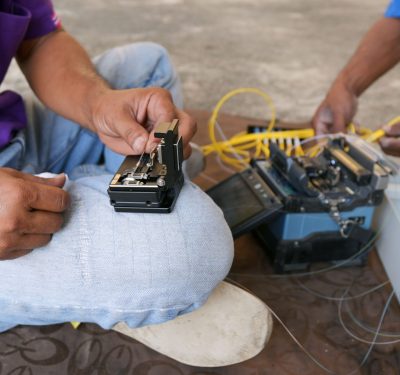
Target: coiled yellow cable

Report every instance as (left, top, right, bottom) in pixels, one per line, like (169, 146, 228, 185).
(202, 88, 400, 170)
(206, 88, 277, 169)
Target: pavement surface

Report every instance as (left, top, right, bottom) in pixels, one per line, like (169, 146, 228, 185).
(3, 0, 397, 129)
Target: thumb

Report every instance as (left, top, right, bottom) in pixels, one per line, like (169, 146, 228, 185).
(379, 136, 400, 156)
(332, 110, 348, 133)
(313, 106, 334, 135)
(117, 113, 150, 154)
(32, 173, 67, 188)
(41, 173, 67, 188)
(382, 122, 400, 137)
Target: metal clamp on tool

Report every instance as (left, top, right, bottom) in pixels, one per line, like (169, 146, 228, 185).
(108, 119, 184, 213)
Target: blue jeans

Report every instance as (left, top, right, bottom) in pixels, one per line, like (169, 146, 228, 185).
(0, 43, 234, 331)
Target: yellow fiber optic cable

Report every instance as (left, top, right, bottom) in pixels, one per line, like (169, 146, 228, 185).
(348, 122, 357, 134)
(203, 88, 400, 170)
(207, 88, 277, 169)
(366, 129, 385, 143)
(204, 129, 315, 153)
(366, 116, 400, 143)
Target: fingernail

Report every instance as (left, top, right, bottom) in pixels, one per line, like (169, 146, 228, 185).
(382, 125, 390, 134)
(132, 136, 146, 153)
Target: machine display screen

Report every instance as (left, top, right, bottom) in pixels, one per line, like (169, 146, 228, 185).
(206, 170, 283, 237)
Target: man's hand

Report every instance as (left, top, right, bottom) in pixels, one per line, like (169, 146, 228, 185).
(90, 87, 197, 159)
(312, 18, 400, 136)
(0, 169, 70, 260)
(379, 122, 400, 156)
(17, 32, 197, 159)
(312, 81, 358, 135)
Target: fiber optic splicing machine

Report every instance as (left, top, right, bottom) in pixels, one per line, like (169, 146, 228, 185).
(107, 118, 394, 274)
(207, 136, 395, 273)
(108, 119, 184, 213)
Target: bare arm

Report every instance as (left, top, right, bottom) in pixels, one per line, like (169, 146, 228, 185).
(337, 17, 400, 96)
(16, 30, 196, 157)
(312, 17, 400, 134)
(17, 29, 108, 132)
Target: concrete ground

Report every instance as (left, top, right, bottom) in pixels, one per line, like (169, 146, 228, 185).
(4, 0, 397, 129)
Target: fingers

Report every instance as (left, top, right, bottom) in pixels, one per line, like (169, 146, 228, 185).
(183, 143, 193, 160)
(0, 233, 51, 260)
(114, 113, 150, 154)
(2, 169, 67, 188)
(144, 109, 197, 158)
(312, 83, 358, 135)
(17, 170, 66, 188)
(378, 122, 400, 156)
(0, 170, 70, 212)
(99, 133, 141, 155)
(23, 211, 64, 234)
(312, 106, 334, 135)
(94, 87, 197, 155)
(379, 136, 400, 157)
(148, 89, 177, 124)
(0, 249, 32, 261)
(17, 234, 52, 249)
(31, 173, 67, 188)
(313, 106, 351, 135)
(26, 181, 70, 212)
(177, 109, 196, 159)
(125, 88, 177, 154)
(176, 109, 197, 145)
(0, 169, 68, 260)
(313, 104, 347, 135)
(332, 110, 347, 134)
(0, 209, 62, 260)
(2, 234, 52, 252)
(382, 122, 400, 137)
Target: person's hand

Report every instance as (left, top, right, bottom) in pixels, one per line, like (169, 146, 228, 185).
(90, 87, 197, 159)
(0, 169, 70, 260)
(312, 80, 358, 134)
(379, 122, 400, 156)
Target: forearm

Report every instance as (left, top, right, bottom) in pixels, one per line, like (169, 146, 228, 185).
(17, 30, 110, 131)
(333, 17, 400, 96)
(17, 32, 196, 157)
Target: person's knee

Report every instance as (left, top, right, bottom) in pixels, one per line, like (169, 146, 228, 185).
(127, 42, 170, 63)
(123, 42, 179, 93)
(94, 42, 177, 91)
(65, 177, 233, 309)
(170, 182, 234, 300)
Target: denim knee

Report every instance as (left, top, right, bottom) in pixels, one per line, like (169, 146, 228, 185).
(93, 42, 183, 107)
(172, 182, 234, 300)
(0, 176, 233, 330)
(72, 176, 234, 310)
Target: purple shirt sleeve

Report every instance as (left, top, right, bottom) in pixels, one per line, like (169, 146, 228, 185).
(16, 0, 61, 39)
(0, 91, 27, 149)
(0, 1, 61, 150)
(385, 0, 400, 18)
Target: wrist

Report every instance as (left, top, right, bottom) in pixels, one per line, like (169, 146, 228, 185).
(331, 71, 360, 98)
(82, 83, 112, 133)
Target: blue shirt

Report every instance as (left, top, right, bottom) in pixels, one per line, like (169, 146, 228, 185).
(385, 0, 400, 17)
